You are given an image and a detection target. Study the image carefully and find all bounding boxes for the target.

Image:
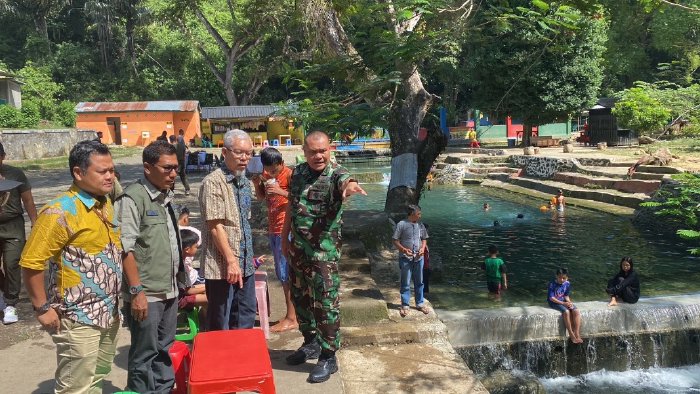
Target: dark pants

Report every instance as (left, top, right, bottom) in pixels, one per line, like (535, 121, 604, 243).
(177, 164, 190, 192)
(0, 216, 26, 307)
(205, 274, 257, 331)
(125, 298, 177, 394)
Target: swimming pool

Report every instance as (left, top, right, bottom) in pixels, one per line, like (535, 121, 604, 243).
(345, 176, 700, 310)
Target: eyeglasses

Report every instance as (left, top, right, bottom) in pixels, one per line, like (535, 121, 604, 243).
(225, 148, 253, 158)
(154, 164, 179, 173)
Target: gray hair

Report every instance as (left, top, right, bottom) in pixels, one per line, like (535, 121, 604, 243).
(223, 129, 251, 149)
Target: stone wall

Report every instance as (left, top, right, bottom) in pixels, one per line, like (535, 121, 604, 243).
(0, 129, 96, 159)
(510, 155, 577, 178)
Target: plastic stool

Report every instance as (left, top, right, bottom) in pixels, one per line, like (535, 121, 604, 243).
(169, 341, 191, 394)
(255, 271, 270, 339)
(189, 330, 276, 394)
(271, 139, 279, 146)
(285, 138, 292, 146)
(175, 307, 200, 342)
(262, 139, 270, 148)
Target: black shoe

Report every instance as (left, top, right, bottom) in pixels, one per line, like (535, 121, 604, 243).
(286, 340, 321, 365)
(307, 355, 338, 383)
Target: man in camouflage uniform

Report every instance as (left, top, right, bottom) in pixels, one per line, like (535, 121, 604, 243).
(282, 130, 366, 383)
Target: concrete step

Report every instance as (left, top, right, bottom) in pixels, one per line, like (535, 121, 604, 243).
(472, 155, 510, 164)
(339, 240, 389, 326)
(510, 177, 651, 208)
(466, 166, 519, 174)
(480, 179, 636, 216)
(637, 165, 685, 174)
(462, 178, 484, 185)
(554, 172, 661, 194)
(578, 166, 666, 180)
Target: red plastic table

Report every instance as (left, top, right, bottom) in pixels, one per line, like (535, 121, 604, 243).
(188, 329, 276, 393)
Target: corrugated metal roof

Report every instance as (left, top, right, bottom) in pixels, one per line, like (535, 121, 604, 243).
(75, 101, 199, 113)
(201, 105, 277, 120)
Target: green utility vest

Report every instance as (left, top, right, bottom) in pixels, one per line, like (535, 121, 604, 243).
(122, 181, 186, 295)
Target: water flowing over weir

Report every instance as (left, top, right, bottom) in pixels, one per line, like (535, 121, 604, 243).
(439, 294, 700, 377)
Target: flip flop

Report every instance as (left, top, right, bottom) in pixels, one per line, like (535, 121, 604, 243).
(417, 305, 431, 315)
(399, 307, 408, 318)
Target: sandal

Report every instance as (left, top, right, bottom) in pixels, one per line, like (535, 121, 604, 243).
(417, 305, 431, 315)
(399, 307, 408, 318)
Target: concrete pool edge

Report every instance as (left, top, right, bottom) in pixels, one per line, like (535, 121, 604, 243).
(438, 293, 700, 347)
(480, 179, 636, 216)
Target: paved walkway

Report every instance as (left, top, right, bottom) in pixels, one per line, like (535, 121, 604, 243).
(0, 149, 343, 393)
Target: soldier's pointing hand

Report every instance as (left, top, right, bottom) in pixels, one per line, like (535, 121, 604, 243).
(342, 180, 367, 200)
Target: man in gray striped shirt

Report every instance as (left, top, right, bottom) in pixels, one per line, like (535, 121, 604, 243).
(392, 205, 429, 317)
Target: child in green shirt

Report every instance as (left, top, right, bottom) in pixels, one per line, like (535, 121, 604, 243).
(481, 245, 508, 298)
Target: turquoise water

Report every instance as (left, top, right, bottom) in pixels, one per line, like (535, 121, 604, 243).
(345, 167, 700, 310)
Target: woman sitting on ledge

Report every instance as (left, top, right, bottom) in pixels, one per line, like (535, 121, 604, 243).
(606, 256, 640, 306)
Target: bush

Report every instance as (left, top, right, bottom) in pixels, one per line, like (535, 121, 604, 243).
(0, 105, 23, 128)
(54, 101, 76, 127)
(20, 100, 41, 128)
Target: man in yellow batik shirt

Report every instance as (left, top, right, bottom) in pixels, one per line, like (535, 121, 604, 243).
(20, 140, 123, 394)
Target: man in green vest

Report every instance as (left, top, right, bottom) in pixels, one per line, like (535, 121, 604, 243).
(117, 140, 188, 393)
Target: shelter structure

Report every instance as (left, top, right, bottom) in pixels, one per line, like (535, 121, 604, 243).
(588, 98, 638, 146)
(75, 101, 201, 146)
(200, 105, 303, 147)
(0, 70, 22, 109)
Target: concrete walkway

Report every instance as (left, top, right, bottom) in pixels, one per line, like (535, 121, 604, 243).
(1, 148, 488, 394)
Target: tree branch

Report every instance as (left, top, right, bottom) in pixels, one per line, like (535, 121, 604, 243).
(438, 0, 477, 19)
(660, 0, 700, 13)
(192, 6, 231, 53)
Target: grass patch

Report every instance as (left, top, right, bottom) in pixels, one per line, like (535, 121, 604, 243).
(9, 146, 142, 171)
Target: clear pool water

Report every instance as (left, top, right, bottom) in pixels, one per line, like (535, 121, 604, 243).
(345, 167, 700, 310)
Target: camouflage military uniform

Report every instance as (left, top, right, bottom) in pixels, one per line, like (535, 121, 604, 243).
(288, 161, 351, 352)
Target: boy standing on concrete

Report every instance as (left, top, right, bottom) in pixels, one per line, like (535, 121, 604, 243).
(392, 204, 430, 317)
(254, 147, 297, 332)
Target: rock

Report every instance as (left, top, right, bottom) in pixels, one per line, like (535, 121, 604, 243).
(563, 143, 574, 153)
(480, 370, 546, 394)
(597, 142, 607, 150)
(523, 147, 536, 155)
(444, 156, 466, 164)
(639, 135, 657, 145)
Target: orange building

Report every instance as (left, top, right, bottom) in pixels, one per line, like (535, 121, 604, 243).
(75, 101, 201, 146)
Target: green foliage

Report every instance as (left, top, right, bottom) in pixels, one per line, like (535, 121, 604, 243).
(0, 106, 24, 128)
(641, 172, 700, 254)
(465, 1, 606, 125)
(613, 86, 671, 134)
(614, 81, 700, 135)
(19, 100, 41, 128)
(55, 100, 76, 127)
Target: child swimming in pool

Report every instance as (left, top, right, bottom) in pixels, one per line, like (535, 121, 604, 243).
(547, 267, 583, 344)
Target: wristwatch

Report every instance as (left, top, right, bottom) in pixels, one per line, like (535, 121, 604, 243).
(33, 301, 52, 316)
(129, 284, 144, 295)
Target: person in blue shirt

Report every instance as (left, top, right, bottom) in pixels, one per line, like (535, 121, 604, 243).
(547, 268, 583, 344)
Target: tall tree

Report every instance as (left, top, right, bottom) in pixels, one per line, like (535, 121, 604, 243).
(293, 0, 602, 213)
(154, 0, 291, 105)
(465, 1, 607, 147)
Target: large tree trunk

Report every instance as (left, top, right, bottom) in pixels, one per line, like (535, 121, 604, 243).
(384, 70, 441, 215)
(523, 122, 533, 147)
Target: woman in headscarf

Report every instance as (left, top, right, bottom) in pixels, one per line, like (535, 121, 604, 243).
(606, 256, 640, 306)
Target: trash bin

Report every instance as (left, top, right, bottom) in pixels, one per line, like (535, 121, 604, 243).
(507, 138, 516, 148)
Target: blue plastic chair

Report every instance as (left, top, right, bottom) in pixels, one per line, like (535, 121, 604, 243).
(285, 138, 292, 146)
(272, 139, 280, 146)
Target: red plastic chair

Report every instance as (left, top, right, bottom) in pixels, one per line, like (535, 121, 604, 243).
(188, 329, 276, 394)
(168, 341, 190, 394)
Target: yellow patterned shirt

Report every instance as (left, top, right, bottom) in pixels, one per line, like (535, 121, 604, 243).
(20, 184, 123, 328)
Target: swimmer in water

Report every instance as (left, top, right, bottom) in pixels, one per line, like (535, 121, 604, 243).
(483, 203, 490, 211)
